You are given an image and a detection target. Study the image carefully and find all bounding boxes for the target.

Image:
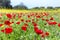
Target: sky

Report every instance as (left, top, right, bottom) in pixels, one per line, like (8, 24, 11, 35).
(11, 0, 60, 8)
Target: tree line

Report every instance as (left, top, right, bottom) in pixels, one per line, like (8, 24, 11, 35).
(0, 1, 60, 10)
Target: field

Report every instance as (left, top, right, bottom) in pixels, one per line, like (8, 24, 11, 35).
(0, 9, 60, 13)
(0, 9, 60, 40)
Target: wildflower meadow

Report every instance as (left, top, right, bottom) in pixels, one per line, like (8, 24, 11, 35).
(0, 11, 60, 40)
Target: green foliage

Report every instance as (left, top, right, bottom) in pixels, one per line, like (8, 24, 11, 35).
(47, 7, 54, 9)
(13, 5, 28, 10)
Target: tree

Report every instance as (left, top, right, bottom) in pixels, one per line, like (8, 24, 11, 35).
(0, 0, 12, 9)
(32, 7, 39, 9)
(47, 7, 53, 9)
(13, 2, 28, 10)
(4, 1, 12, 9)
(40, 7, 45, 9)
(54, 7, 60, 9)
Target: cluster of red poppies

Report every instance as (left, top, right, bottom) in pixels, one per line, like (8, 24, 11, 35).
(0, 12, 60, 39)
(32, 22, 49, 38)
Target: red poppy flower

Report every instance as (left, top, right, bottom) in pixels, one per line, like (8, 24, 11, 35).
(5, 27, 13, 34)
(12, 22, 14, 24)
(1, 30, 4, 33)
(58, 23, 60, 27)
(21, 26, 27, 31)
(27, 15, 30, 18)
(34, 26, 38, 31)
(46, 19, 49, 22)
(31, 13, 34, 16)
(42, 18, 45, 20)
(1, 27, 13, 34)
(16, 21, 20, 25)
(32, 19, 34, 22)
(36, 15, 40, 18)
(6, 14, 12, 19)
(32, 22, 38, 27)
(24, 23, 28, 27)
(45, 32, 49, 36)
(41, 34, 45, 38)
(21, 19, 24, 22)
(18, 15, 22, 18)
(32, 22, 35, 24)
(26, 20, 31, 23)
(4, 20, 11, 26)
(52, 21, 57, 25)
(47, 21, 57, 25)
(47, 21, 53, 25)
(0, 24, 3, 27)
(35, 29, 43, 35)
(43, 12, 49, 16)
(50, 17, 54, 20)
